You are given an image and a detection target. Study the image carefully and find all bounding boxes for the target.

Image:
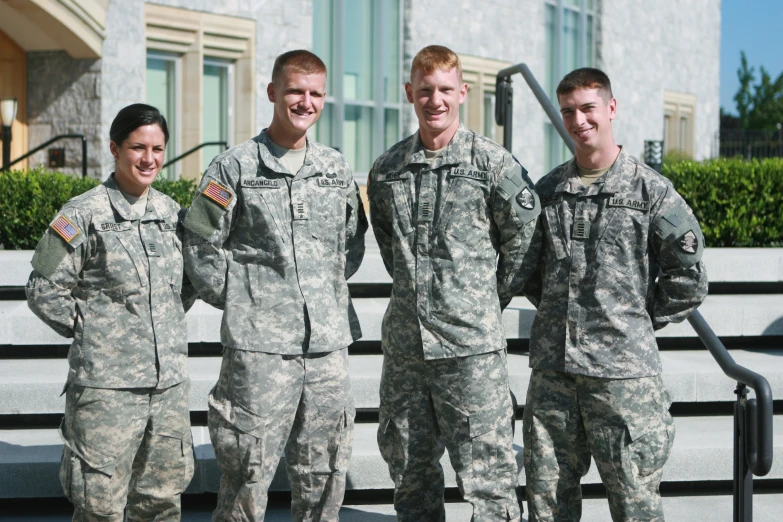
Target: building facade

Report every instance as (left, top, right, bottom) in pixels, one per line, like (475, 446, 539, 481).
(0, 0, 720, 182)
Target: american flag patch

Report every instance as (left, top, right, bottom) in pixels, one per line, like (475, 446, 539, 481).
(51, 215, 80, 243)
(202, 180, 233, 208)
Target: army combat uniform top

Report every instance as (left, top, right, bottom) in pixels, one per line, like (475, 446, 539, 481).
(525, 148, 708, 378)
(26, 175, 197, 522)
(183, 130, 365, 353)
(368, 124, 541, 360)
(27, 175, 197, 388)
(368, 124, 540, 522)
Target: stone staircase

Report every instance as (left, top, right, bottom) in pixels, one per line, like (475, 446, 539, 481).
(1, 232, 782, 520)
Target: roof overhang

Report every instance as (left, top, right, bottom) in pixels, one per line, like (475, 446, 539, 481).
(0, 0, 106, 59)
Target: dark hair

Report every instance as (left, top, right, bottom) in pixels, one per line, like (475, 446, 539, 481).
(272, 50, 327, 85)
(556, 67, 613, 101)
(109, 103, 169, 145)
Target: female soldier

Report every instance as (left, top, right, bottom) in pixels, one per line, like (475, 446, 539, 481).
(26, 103, 197, 522)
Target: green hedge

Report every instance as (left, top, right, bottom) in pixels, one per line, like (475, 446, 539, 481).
(0, 168, 197, 250)
(662, 157, 783, 247)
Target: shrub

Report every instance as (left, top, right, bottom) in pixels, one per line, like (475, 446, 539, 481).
(663, 157, 783, 247)
(0, 169, 199, 249)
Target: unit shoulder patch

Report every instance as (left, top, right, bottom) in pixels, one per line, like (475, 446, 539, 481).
(678, 230, 698, 254)
(51, 215, 81, 243)
(516, 187, 535, 210)
(203, 180, 233, 208)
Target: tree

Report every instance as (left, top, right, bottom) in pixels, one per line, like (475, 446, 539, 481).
(731, 51, 783, 131)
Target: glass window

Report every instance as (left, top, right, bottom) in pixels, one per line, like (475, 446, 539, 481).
(313, 0, 402, 175)
(203, 59, 232, 170)
(483, 92, 495, 140)
(544, 0, 596, 172)
(146, 52, 179, 179)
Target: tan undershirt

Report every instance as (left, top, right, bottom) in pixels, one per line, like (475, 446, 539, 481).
(267, 139, 307, 175)
(120, 190, 148, 219)
(577, 163, 612, 186)
(424, 146, 446, 163)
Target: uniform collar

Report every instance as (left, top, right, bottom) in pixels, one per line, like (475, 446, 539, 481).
(104, 175, 171, 221)
(256, 130, 320, 179)
(554, 147, 628, 196)
(404, 123, 474, 170)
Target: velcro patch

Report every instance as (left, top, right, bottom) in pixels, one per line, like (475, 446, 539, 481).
(608, 196, 650, 211)
(242, 178, 281, 189)
(450, 167, 489, 181)
(51, 215, 81, 243)
(203, 180, 233, 208)
(380, 171, 409, 182)
(318, 177, 349, 188)
(678, 230, 698, 254)
(97, 222, 133, 233)
(159, 222, 177, 232)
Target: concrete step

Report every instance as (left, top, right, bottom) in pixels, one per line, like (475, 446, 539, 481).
(2, 350, 782, 415)
(2, 293, 783, 347)
(3, 494, 783, 522)
(3, 247, 783, 287)
(2, 416, 782, 498)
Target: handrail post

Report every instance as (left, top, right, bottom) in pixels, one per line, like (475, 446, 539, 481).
(81, 135, 88, 178)
(734, 383, 753, 522)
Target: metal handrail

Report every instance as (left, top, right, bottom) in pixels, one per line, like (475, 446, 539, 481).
(161, 141, 228, 169)
(6, 134, 88, 178)
(496, 62, 774, 522)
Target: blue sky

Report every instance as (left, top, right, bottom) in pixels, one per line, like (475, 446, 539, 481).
(721, 0, 783, 115)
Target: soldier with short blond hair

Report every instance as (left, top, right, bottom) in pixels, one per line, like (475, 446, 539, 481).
(183, 49, 366, 521)
(368, 44, 541, 522)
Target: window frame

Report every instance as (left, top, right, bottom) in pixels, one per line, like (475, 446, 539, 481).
(146, 50, 182, 180)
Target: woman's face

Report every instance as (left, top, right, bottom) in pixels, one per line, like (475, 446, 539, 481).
(110, 124, 166, 196)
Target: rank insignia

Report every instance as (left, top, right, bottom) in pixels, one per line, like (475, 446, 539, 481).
(203, 180, 233, 208)
(678, 230, 697, 254)
(516, 187, 535, 210)
(51, 215, 80, 243)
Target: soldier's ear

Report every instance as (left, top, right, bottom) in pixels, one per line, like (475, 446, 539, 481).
(267, 82, 276, 103)
(405, 82, 414, 104)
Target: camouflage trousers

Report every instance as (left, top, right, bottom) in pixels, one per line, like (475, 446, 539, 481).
(58, 380, 194, 522)
(208, 347, 354, 522)
(523, 370, 675, 522)
(378, 349, 521, 522)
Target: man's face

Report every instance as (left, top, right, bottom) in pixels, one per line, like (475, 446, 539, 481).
(558, 87, 616, 156)
(268, 70, 326, 136)
(405, 66, 467, 138)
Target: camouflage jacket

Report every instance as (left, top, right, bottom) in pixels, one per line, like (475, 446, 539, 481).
(368, 124, 541, 359)
(26, 175, 197, 389)
(182, 131, 367, 354)
(525, 149, 708, 378)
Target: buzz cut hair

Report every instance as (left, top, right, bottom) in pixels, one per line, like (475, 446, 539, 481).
(556, 67, 613, 102)
(411, 45, 463, 82)
(271, 50, 327, 85)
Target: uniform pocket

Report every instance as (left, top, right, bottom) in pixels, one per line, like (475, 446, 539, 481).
(154, 429, 196, 494)
(59, 419, 119, 515)
(440, 178, 489, 246)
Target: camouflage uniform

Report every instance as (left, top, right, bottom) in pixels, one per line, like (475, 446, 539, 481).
(26, 175, 197, 522)
(523, 149, 708, 521)
(368, 124, 541, 522)
(182, 130, 366, 521)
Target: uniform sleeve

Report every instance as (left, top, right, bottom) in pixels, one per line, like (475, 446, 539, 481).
(181, 161, 239, 310)
(176, 208, 199, 313)
(367, 169, 395, 277)
(25, 208, 90, 338)
(344, 179, 368, 280)
(491, 156, 543, 310)
(649, 184, 708, 329)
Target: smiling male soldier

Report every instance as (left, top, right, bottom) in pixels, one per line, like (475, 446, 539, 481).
(182, 50, 367, 521)
(522, 68, 708, 521)
(367, 45, 541, 522)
